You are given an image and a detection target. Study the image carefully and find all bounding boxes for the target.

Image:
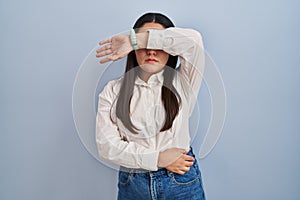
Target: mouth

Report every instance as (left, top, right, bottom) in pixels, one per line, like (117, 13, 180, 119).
(145, 58, 158, 63)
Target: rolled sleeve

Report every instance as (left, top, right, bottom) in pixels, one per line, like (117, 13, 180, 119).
(147, 30, 164, 50)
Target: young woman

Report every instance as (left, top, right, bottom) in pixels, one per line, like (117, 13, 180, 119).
(96, 12, 205, 200)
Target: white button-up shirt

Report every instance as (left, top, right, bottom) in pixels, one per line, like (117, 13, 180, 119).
(96, 28, 204, 171)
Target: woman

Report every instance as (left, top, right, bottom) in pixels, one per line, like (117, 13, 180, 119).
(96, 12, 205, 200)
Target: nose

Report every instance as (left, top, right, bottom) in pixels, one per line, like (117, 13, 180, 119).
(146, 49, 157, 56)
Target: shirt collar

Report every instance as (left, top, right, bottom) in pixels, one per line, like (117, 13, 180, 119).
(135, 69, 164, 87)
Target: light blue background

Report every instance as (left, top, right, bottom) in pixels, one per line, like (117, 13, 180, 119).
(1, 0, 299, 199)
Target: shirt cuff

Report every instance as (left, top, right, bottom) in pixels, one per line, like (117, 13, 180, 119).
(147, 29, 164, 50)
(140, 149, 159, 171)
(147, 29, 175, 55)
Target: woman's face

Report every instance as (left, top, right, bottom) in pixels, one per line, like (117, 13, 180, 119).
(135, 22, 169, 75)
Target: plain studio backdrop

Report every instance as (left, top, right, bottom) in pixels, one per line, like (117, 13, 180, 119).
(1, 0, 299, 199)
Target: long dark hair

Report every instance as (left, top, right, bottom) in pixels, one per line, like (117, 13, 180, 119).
(116, 13, 181, 133)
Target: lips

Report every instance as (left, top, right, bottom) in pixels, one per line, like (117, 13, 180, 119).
(146, 58, 158, 62)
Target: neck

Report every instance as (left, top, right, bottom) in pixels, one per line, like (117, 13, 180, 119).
(138, 71, 152, 82)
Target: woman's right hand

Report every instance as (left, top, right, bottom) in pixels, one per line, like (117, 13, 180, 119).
(96, 34, 133, 64)
(158, 148, 195, 174)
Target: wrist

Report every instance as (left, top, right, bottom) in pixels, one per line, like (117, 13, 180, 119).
(130, 29, 139, 50)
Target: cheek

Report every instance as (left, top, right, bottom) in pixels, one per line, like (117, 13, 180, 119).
(135, 50, 146, 65)
(161, 53, 169, 64)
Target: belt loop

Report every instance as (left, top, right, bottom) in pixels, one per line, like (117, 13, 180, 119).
(129, 169, 135, 176)
(166, 170, 172, 177)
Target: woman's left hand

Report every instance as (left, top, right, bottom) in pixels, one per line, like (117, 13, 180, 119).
(96, 34, 133, 64)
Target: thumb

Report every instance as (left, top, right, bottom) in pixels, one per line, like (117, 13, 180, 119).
(183, 149, 190, 154)
(176, 148, 188, 154)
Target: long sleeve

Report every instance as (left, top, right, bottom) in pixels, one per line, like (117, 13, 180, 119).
(147, 28, 205, 106)
(96, 80, 159, 171)
(96, 28, 205, 171)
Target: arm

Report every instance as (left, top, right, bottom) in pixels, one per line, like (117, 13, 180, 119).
(96, 80, 159, 171)
(97, 28, 204, 96)
(97, 79, 193, 173)
(145, 28, 205, 109)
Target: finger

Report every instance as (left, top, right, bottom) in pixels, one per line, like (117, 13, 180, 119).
(177, 170, 186, 175)
(182, 154, 195, 161)
(99, 54, 119, 64)
(96, 49, 113, 57)
(100, 57, 112, 64)
(177, 165, 190, 172)
(99, 38, 112, 45)
(183, 166, 191, 172)
(96, 44, 112, 53)
(185, 161, 194, 167)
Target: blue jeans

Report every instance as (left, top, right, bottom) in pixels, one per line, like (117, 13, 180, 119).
(117, 148, 206, 200)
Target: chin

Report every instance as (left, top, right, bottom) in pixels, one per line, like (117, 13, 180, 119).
(139, 64, 164, 74)
(142, 68, 161, 75)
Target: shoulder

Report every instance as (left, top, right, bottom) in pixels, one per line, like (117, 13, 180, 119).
(98, 76, 123, 99)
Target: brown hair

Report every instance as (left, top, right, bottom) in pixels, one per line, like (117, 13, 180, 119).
(116, 13, 181, 133)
